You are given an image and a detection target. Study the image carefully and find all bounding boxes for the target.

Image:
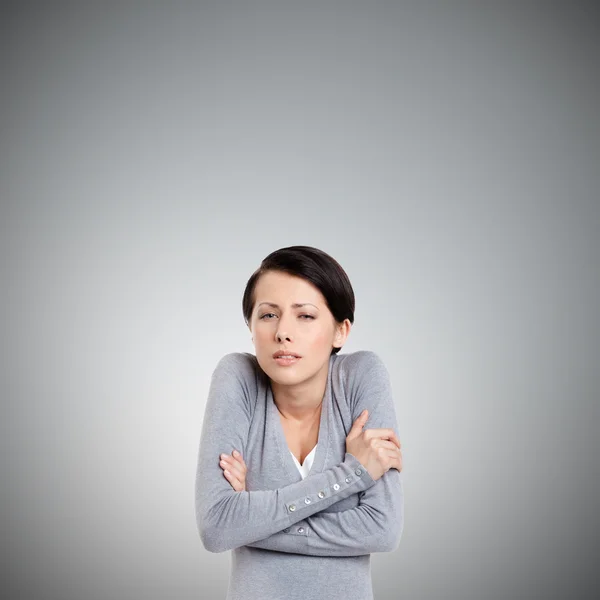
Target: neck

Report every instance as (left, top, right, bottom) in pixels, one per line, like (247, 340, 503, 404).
(274, 393, 323, 424)
(270, 361, 328, 423)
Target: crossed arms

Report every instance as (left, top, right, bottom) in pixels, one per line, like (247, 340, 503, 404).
(195, 351, 404, 556)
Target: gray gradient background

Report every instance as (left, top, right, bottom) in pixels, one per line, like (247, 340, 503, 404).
(1, 2, 598, 599)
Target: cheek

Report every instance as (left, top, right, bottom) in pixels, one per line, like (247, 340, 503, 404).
(253, 329, 272, 345)
(309, 329, 331, 349)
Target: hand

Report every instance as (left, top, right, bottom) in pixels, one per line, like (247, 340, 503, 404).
(345, 410, 403, 481)
(219, 450, 247, 492)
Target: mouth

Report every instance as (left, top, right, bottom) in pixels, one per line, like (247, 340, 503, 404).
(272, 350, 301, 359)
(273, 355, 301, 366)
(272, 351, 301, 366)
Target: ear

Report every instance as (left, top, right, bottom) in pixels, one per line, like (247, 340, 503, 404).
(333, 319, 351, 348)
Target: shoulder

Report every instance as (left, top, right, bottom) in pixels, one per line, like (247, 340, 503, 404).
(206, 353, 263, 419)
(334, 349, 388, 378)
(213, 351, 260, 376)
(333, 351, 396, 424)
(211, 352, 263, 397)
(212, 351, 264, 385)
(333, 349, 391, 397)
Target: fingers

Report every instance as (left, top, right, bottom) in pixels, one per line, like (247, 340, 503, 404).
(373, 439, 401, 451)
(350, 412, 400, 448)
(394, 452, 403, 471)
(377, 447, 403, 472)
(220, 453, 246, 475)
(364, 428, 401, 449)
(219, 454, 246, 492)
(220, 452, 247, 484)
(223, 469, 243, 491)
(349, 410, 369, 434)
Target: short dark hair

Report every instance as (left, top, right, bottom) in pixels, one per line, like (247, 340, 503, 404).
(242, 246, 355, 355)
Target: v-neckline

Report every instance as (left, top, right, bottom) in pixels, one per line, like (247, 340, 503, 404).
(267, 354, 333, 482)
(290, 443, 317, 469)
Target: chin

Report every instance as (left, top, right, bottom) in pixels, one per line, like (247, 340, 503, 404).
(266, 364, 305, 384)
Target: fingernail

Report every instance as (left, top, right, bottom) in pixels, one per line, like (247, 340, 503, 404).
(232, 450, 239, 457)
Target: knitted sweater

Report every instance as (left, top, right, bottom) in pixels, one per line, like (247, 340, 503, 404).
(195, 350, 404, 600)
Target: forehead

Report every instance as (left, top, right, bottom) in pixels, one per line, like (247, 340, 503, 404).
(254, 271, 323, 302)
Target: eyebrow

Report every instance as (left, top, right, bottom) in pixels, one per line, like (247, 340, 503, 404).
(257, 302, 319, 310)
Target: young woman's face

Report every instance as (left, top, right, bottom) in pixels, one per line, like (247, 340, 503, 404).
(248, 270, 348, 387)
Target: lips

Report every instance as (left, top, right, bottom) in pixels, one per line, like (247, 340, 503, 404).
(273, 350, 302, 358)
(273, 355, 301, 366)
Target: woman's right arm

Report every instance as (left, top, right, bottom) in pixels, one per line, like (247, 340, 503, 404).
(195, 353, 377, 554)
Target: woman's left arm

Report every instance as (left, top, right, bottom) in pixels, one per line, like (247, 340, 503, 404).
(233, 352, 405, 557)
(248, 469, 403, 556)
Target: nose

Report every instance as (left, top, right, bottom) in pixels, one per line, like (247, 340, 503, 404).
(275, 315, 293, 343)
(276, 330, 291, 342)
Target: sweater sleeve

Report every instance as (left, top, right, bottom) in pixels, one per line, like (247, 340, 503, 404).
(245, 351, 404, 556)
(195, 353, 377, 554)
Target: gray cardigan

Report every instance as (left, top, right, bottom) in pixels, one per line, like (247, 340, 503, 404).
(195, 350, 404, 600)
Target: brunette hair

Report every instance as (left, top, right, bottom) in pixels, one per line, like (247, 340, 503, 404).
(242, 246, 355, 355)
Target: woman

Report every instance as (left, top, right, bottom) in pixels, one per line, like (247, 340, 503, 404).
(195, 245, 404, 600)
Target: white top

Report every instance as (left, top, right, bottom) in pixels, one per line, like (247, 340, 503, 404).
(290, 444, 318, 479)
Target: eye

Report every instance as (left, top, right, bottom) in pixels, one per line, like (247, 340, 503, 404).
(259, 313, 315, 321)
